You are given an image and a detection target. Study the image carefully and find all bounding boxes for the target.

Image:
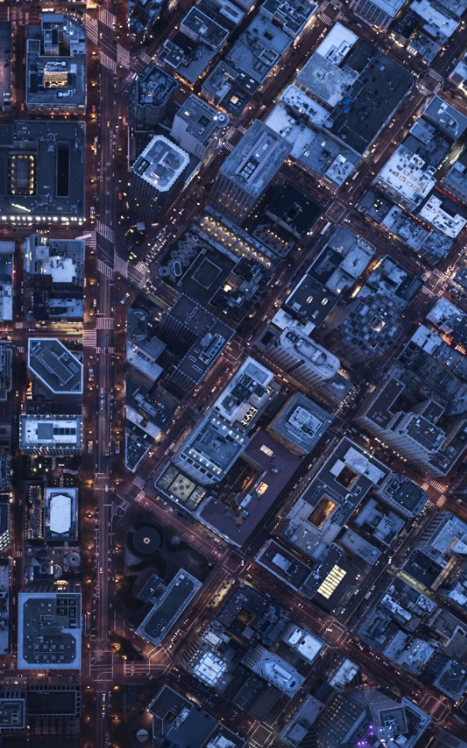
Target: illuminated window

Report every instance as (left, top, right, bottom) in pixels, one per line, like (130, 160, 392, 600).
(316, 565, 346, 599)
(257, 482, 268, 495)
(260, 445, 274, 457)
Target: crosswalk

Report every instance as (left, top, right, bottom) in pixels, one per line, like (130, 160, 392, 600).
(128, 269, 148, 289)
(124, 71, 136, 85)
(84, 16, 99, 44)
(86, 232, 97, 249)
(83, 330, 97, 347)
(95, 317, 114, 329)
(96, 259, 115, 280)
(96, 221, 115, 243)
(117, 44, 130, 68)
(114, 252, 128, 278)
(430, 480, 446, 493)
(429, 68, 443, 83)
(99, 51, 117, 72)
(140, 51, 153, 65)
(99, 8, 116, 28)
(436, 495, 446, 508)
(133, 476, 145, 489)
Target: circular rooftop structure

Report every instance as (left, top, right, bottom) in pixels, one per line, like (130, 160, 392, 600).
(132, 525, 161, 556)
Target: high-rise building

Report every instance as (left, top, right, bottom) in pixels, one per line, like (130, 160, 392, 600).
(0, 121, 86, 223)
(19, 414, 83, 455)
(17, 586, 81, 669)
(26, 13, 87, 112)
(209, 120, 291, 224)
(129, 65, 178, 125)
(259, 322, 340, 390)
(129, 135, 190, 224)
(356, 377, 467, 477)
(171, 95, 228, 163)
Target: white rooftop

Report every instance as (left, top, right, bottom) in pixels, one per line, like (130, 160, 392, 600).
(452, 53, 467, 83)
(20, 416, 81, 445)
(315, 22, 358, 62)
(280, 85, 329, 126)
(49, 493, 72, 535)
(126, 405, 161, 439)
(135, 135, 190, 192)
(343, 445, 386, 484)
(212, 356, 274, 425)
(285, 625, 324, 663)
(410, 0, 458, 37)
(418, 195, 467, 238)
(281, 324, 340, 379)
(193, 650, 227, 685)
(376, 145, 436, 205)
(126, 341, 163, 382)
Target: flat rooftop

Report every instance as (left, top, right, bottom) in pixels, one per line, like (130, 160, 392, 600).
(175, 414, 248, 482)
(18, 591, 81, 669)
(262, 0, 318, 36)
(28, 338, 83, 394)
(218, 120, 291, 198)
(0, 120, 85, 220)
(174, 94, 228, 144)
(44, 486, 77, 539)
(19, 414, 83, 451)
(297, 31, 412, 154)
(133, 134, 189, 192)
(26, 15, 86, 108)
(198, 431, 301, 546)
(181, 6, 230, 50)
(269, 393, 332, 455)
(131, 64, 178, 112)
(226, 15, 291, 92)
(212, 356, 274, 427)
(137, 570, 202, 646)
(0, 22, 11, 111)
(266, 181, 321, 237)
(424, 95, 467, 140)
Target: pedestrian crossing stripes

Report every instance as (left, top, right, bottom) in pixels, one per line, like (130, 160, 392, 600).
(125, 71, 136, 84)
(96, 259, 114, 280)
(140, 52, 153, 65)
(430, 480, 446, 493)
(117, 44, 130, 68)
(84, 16, 99, 45)
(99, 51, 117, 73)
(86, 232, 97, 249)
(114, 252, 128, 278)
(336, 11, 347, 21)
(224, 142, 234, 152)
(135, 261, 149, 276)
(83, 330, 97, 347)
(96, 221, 115, 243)
(98, 8, 116, 28)
(128, 269, 147, 289)
(429, 68, 443, 82)
(319, 12, 333, 24)
(14, 322, 23, 329)
(436, 495, 446, 507)
(421, 286, 436, 297)
(237, 125, 247, 134)
(95, 317, 114, 329)
(418, 84, 431, 97)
